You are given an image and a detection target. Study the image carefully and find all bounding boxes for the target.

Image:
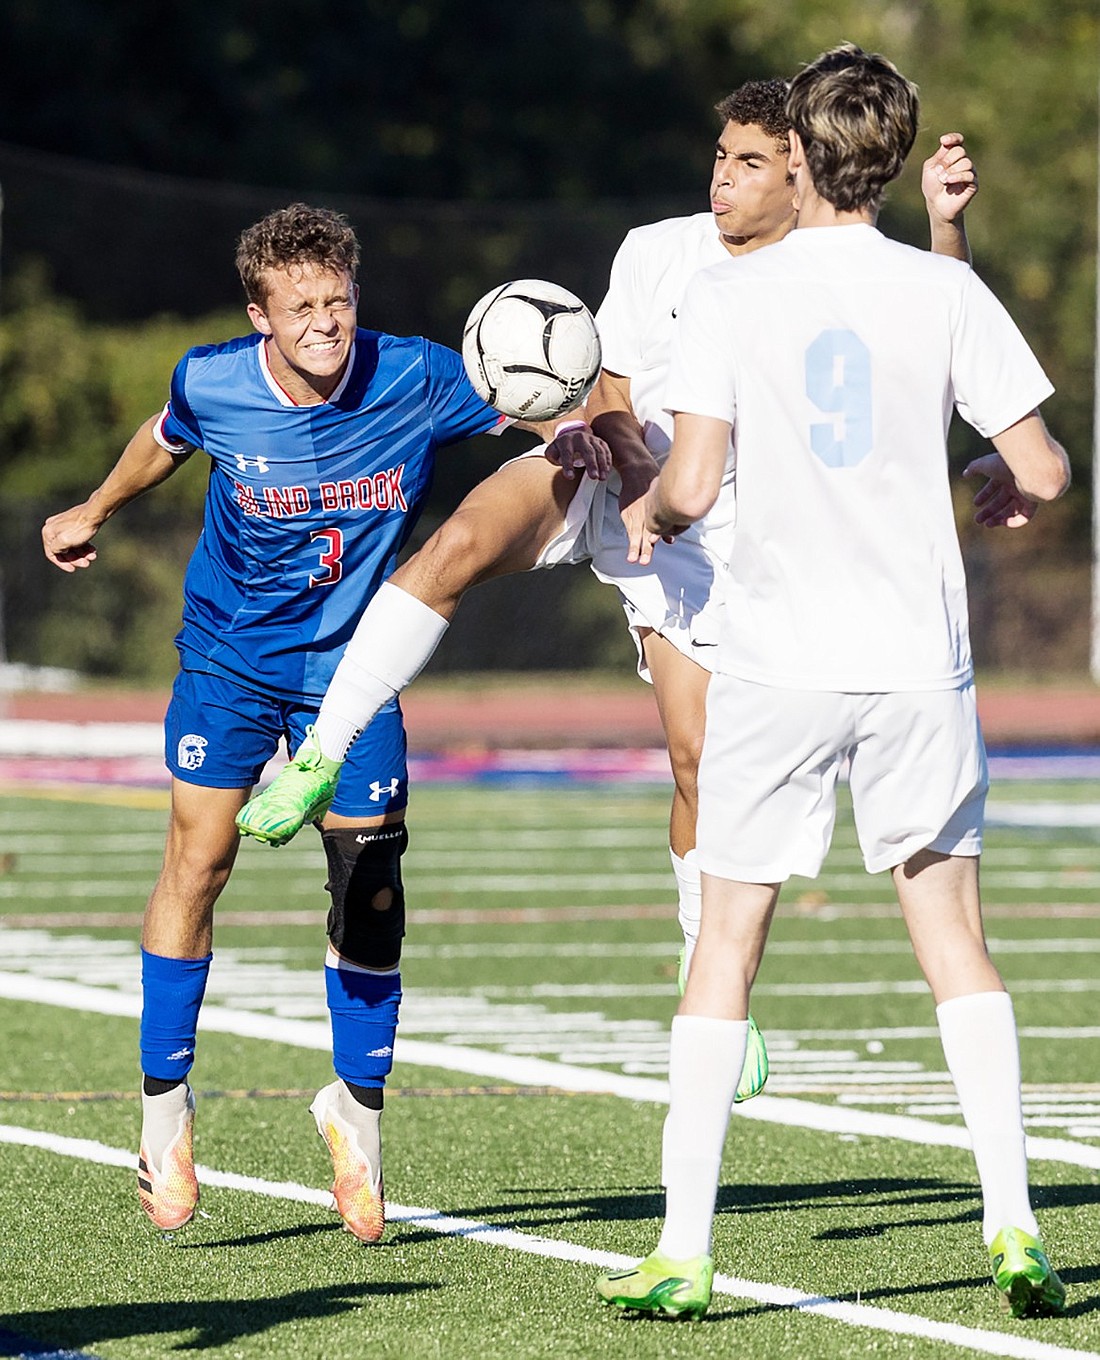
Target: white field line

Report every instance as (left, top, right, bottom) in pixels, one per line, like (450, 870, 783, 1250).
(0, 1124, 1095, 1360)
(1, 971, 1098, 1172)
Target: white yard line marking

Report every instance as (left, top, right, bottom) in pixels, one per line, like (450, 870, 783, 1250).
(0, 1123, 1094, 1360)
(986, 802, 1100, 827)
(0, 970, 1098, 1171)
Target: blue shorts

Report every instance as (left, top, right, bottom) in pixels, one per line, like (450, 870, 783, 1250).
(164, 669, 409, 817)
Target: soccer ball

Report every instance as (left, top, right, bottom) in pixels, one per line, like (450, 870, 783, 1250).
(462, 279, 602, 423)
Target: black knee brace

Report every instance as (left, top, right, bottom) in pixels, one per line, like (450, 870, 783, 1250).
(321, 823, 408, 970)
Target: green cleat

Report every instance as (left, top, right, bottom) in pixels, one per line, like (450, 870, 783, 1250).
(989, 1227, 1066, 1318)
(236, 726, 343, 846)
(596, 1251, 713, 1320)
(735, 1015, 769, 1103)
(677, 946, 769, 1102)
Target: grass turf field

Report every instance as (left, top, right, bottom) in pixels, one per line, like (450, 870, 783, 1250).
(0, 777, 1098, 1359)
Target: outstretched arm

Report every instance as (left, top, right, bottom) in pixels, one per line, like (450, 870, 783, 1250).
(923, 132, 979, 263)
(42, 415, 194, 571)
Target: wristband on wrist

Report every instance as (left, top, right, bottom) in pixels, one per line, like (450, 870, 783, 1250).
(553, 418, 589, 437)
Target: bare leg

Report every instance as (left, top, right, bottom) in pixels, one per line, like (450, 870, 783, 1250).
(312, 456, 585, 756)
(682, 875, 780, 1020)
(639, 631, 712, 975)
(641, 630, 709, 859)
(893, 848, 1002, 1003)
(142, 780, 250, 957)
(392, 455, 584, 616)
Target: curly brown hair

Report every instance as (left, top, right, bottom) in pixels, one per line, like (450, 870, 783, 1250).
(235, 203, 361, 307)
(714, 79, 791, 152)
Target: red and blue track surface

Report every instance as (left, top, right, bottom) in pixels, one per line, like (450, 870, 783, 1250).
(3, 684, 1100, 786)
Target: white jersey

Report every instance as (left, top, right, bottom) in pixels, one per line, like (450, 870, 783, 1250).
(664, 225, 1054, 692)
(593, 213, 737, 559)
(597, 212, 730, 458)
(532, 211, 737, 676)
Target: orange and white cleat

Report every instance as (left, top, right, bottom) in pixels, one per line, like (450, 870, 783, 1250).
(310, 1079, 385, 1243)
(137, 1083, 199, 1231)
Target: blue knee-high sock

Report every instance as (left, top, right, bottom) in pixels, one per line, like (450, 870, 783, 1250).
(140, 949, 212, 1081)
(326, 955, 401, 1088)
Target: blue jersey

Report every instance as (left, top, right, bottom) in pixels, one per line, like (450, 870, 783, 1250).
(157, 329, 502, 701)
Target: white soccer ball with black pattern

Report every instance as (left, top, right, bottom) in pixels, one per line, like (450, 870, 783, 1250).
(461, 279, 602, 423)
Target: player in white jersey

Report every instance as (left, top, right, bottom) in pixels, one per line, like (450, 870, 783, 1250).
(595, 44, 1071, 1323)
(236, 85, 979, 1089)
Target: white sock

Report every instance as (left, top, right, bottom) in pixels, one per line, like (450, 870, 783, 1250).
(314, 582, 449, 761)
(140, 1082, 192, 1173)
(936, 990, 1039, 1244)
(656, 1014, 747, 1260)
(670, 848, 702, 978)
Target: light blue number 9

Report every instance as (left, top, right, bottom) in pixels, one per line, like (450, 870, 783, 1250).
(804, 329, 872, 468)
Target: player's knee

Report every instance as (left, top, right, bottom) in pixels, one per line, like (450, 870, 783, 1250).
(159, 838, 236, 903)
(666, 729, 704, 798)
(424, 511, 484, 573)
(321, 823, 408, 969)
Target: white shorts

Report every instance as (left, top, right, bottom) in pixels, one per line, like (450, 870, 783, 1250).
(696, 677, 988, 882)
(522, 449, 735, 683)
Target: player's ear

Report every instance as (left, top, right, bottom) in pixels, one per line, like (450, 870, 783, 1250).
(787, 129, 803, 172)
(247, 302, 273, 336)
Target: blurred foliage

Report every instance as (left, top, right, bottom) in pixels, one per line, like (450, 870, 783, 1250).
(0, 0, 1095, 681)
(0, 263, 241, 506)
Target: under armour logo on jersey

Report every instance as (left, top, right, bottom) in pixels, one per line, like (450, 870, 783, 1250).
(177, 734, 208, 771)
(234, 453, 270, 473)
(368, 778, 400, 801)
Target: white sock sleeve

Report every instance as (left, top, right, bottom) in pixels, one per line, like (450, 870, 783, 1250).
(670, 848, 702, 977)
(936, 989, 1038, 1244)
(314, 582, 449, 761)
(657, 1014, 747, 1260)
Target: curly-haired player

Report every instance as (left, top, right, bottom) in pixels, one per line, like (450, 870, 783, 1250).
(42, 201, 593, 1242)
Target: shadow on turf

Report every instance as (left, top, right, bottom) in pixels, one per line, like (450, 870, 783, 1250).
(702, 1261, 1100, 1323)
(171, 1220, 342, 1250)
(414, 1176, 978, 1239)
(437, 1173, 1100, 1238)
(3, 1281, 441, 1352)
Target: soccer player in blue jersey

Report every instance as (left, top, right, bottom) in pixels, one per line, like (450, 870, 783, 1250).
(41, 202, 604, 1240)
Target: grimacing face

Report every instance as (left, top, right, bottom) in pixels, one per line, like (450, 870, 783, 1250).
(247, 263, 359, 401)
(709, 120, 797, 252)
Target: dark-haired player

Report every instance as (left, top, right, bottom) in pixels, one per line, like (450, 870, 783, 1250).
(238, 83, 978, 1107)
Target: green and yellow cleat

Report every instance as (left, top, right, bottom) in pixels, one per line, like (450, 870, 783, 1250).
(236, 725, 343, 846)
(677, 947, 769, 1102)
(989, 1227, 1066, 1318)
(596, 1251, 713, 1320)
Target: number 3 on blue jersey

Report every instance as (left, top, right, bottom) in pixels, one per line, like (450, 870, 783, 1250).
(804, 329, 872, 468)
(310, 528, 344, 587)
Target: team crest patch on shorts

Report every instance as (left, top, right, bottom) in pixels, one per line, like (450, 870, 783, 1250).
(177, 734, 209, 771)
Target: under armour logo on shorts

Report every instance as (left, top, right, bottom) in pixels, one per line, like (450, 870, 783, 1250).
(177, 734, 209, 771)
(368, 778, 400, 801)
